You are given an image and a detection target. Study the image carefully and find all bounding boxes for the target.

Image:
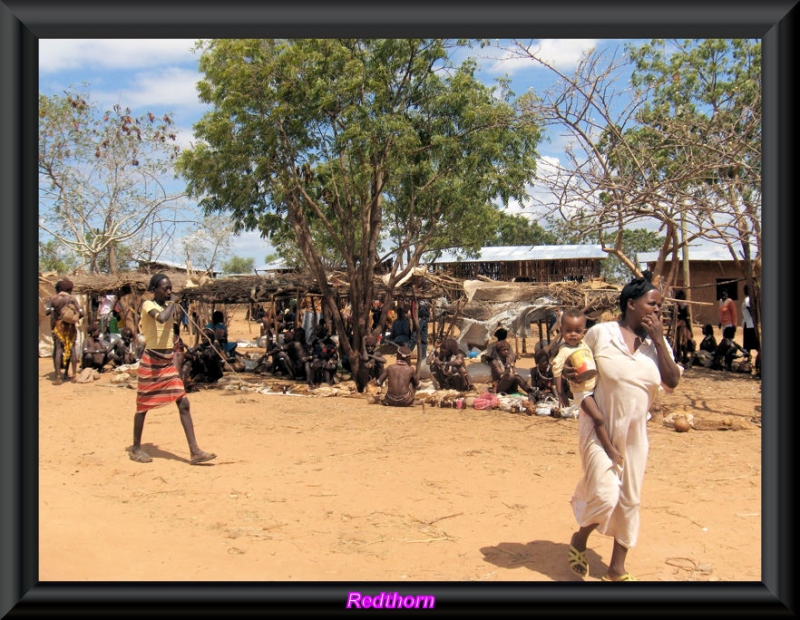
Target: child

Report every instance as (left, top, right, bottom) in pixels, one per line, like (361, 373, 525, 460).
(552, 308, 622, 467)
(529, 348, 557, 403)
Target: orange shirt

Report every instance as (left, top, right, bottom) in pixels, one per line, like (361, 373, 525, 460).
(719, 299, 738, 327)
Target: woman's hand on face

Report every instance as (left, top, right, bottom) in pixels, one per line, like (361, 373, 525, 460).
(641, 312, 664, 340)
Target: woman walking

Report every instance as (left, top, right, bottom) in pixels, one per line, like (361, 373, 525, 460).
(566, 271, 681, 581)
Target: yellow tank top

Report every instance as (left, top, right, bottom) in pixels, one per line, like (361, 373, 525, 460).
(140, 300, 175, 349)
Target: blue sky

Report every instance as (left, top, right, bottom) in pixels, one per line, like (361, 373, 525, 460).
(39, 38, 637, 269)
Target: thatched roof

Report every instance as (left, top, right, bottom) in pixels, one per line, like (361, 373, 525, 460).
(38, 269, 622, 317)
(40, 270, 197, 297)
(179, 269, 467, 305)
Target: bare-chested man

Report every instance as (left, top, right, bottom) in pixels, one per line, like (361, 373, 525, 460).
(355, 334, 387, 392)
(429, 337, 474, 392)
(81, 323, 110, 371)
(376, 346, 420, 407)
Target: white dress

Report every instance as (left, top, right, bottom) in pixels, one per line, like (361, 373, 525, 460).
(570, 321, 668, 549)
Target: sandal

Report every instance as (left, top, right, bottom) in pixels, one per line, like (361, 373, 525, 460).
(567, 544, 589, 578)
(601, 573, 639, 581)
(190, 451, 217, 465)
(128, 448, 153, 463)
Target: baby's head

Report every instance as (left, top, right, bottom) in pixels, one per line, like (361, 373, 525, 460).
(560, 308, 588, 347)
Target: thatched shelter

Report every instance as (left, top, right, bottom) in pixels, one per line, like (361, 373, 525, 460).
(37, 267, 626, 358)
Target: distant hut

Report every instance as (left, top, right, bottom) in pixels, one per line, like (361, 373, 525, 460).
(426, 245, 606, 283)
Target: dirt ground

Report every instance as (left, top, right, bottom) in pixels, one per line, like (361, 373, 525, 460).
(39, 313, 762, 583)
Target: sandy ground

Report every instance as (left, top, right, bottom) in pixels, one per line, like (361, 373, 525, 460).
(38, 313, 762, 584)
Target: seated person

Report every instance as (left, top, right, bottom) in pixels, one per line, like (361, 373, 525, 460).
(693, 323, 718, 368)
(529, 348, 557, 403)
(260, 330, 295, 378)
(107, 327, 139, 367)
(355, 334, 386, 393)
(387, 306, 411, 347)
(287, 328, 313, 385)
(310, 336, 339, 386)
(429, 338, 474, 392)
(713, 325, 749, 371)
(251, 304, 266, 323)
(490, 339, 536, 400)
(81, 323, 110, 371)
(376, 346, 420, 407)
(182, 328, 225, 385)
(699, 323, 718, 352)
(207, 310, 237, 360)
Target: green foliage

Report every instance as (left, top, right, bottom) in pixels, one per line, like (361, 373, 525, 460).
(221, 256, 255, 274)
(177, 39, 542, 371)
(38, 239, 80, 274)
(624, 39, 761, 258)
(485, 211, 559, 247)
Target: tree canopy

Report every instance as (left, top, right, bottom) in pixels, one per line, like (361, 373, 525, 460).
(178, 38, 542, 375)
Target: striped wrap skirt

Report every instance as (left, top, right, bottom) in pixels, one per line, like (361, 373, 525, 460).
(136, 349, 186, 412)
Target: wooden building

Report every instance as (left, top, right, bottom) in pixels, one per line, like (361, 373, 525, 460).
(426, 244, 607, 283)
(637, 245, 751, 327)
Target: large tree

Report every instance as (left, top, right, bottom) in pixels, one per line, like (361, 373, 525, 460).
(487, 211, 559, 247)
(627, 38, 761, 345)
(178, 39, 541, 376)
(507, 39, 760, 342)
(39, 91, 192, 273)
(178, 214, 235, 274)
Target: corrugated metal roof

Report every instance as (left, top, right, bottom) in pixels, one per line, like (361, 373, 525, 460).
(427, 244, 606, 264)
(254, 258, 292, 272)
(637, 245, 744, 264)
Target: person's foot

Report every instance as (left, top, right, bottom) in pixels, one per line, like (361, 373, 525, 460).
(190, 450, 216, 465)
(567, 532, 589, 578)
(128, 447, 153, 463)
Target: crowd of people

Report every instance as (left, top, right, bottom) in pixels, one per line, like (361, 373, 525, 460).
(677, 287, 760, 375)
(48, 279, 761, 393)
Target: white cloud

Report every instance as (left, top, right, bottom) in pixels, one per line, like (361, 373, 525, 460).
(490, 39, 599, 74)
(88, 67, 208, 122)
(39, 39, 200, 73)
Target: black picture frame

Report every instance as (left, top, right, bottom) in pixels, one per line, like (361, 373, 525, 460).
(2, 1, 794, 616)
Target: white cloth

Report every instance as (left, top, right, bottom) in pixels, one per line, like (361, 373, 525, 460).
(570, 321, 671, 549)
(742, 296, 754, 329)
(98, 294, 116, 317)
